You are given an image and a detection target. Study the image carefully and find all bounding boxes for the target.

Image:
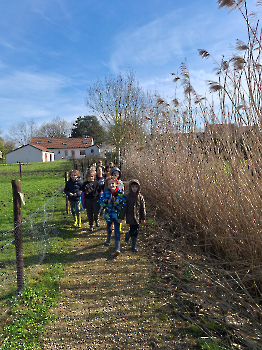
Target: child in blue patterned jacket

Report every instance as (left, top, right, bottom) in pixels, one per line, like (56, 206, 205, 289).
(99, 176, 126, 255)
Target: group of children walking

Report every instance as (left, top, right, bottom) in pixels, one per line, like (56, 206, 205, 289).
(64, 161, 146, 256)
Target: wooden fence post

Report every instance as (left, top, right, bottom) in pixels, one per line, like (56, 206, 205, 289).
(81, 161, 84, 178)
(65, 172, 69, 214)
(12, 179, 24, 293)
(19, 162, 22, 177)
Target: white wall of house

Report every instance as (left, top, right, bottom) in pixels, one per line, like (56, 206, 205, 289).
(53, 145, 100, 160)
(6, 145, 54, 164)
(42, 152, 54, 162)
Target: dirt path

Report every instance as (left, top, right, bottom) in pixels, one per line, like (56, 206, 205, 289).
(43, 217, 177, 349)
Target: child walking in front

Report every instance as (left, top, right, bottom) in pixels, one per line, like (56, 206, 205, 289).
(82, 169, 102, 231)
(99, 177, 126, 256)
(64, 169, 83, 228)
(110, 166, 124, 232)
(118, 179, 146, 252)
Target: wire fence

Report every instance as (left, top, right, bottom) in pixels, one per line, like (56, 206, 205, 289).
(0, 187, 66, 320)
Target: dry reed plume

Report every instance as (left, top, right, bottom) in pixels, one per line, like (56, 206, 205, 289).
(122, 1, 262, 347)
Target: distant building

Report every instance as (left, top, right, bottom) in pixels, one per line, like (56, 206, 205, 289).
(6, 144, 54, 164)
(29, 137, 100, 160)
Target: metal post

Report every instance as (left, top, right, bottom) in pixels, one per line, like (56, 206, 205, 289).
(19, 162, 22, 177)
(12, 179, 24, 293)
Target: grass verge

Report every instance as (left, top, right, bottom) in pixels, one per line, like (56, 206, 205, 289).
(0, 220, 73, 349)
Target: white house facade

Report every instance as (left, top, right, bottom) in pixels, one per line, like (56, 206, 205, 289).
(30, 137, 100, 160)
(6, 145, 54, 164)
(50, 144, 100, 160)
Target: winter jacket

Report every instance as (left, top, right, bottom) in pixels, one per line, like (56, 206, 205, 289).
(82, 180, 101, 200)
(96, 176, 105, 192)
(64, 177, 83, 202)
(119, 179, 146, 225)
(99, 187, 126, 222)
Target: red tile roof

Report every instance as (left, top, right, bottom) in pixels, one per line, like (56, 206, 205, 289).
(30, 137, 94, 149)
(31, 144, 54, 152)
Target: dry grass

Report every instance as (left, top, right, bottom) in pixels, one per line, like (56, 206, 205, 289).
(123, 0, 262, 292)
(125, 131, 262, 290)
(143, 223, 262, 349)
(120, 2, 262, 347)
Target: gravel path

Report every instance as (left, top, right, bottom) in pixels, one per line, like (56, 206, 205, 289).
(43, 219, 175, 349)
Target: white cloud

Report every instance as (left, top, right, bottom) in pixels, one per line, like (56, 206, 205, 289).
(0, 71, 68, 96)
(108, 1, 253, 75)
(109, 10, 188, 72)
(0, 70, 87, 135)
(0, 40, 15, 50)
(28, 0, 71, 20)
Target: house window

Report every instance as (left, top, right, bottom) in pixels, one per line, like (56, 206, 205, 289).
(36, 141, 41, 144)
(58, 150, 60, 154)
(71, 150, 75, 158)
(62, 142, 67, 145)
(80, 150, 86, 155)
(82, 140, 87, 144)
(65, 150, 68, 156)
(91, 149, 94, 153)
(48, 140, 52, 143)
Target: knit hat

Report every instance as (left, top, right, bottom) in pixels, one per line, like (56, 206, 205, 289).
(110, 167, 122, 179)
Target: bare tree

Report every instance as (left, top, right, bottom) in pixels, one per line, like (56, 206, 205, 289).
(8, 119, 38, 147)
(36, 117, 72, 138)
(86, 70, 153, 162)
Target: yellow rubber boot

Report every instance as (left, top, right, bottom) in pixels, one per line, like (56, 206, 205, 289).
(119, 223, 123, 233)
(73, 216, 78, 227)
(78, 216, 81, 228)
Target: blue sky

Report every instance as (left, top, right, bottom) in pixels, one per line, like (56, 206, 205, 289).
(0, 0, 259, 137)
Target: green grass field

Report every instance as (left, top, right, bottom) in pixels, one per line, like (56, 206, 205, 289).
(0, 161, 72, 232)
(0, 161, 73, 321)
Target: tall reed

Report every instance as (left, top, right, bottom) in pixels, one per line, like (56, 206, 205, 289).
(124, 0, 262, 293)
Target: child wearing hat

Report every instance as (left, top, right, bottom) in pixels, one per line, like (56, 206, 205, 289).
(118, 179, 146, 252)
(110, 167, 124, 192)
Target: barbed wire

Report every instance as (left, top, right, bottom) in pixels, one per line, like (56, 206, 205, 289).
(0, 188, 66, 321)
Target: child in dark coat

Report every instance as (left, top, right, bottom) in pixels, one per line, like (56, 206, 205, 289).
(64, 169, 83, 228)
(82, 169, 101, 231)
(96, 166, 105, 192)
(99, 176, 126, 255)
(118, 179, 146, 252)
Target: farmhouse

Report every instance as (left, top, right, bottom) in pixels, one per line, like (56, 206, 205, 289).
(29, 137, 99, 160)
(6, 144, 54, 164)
